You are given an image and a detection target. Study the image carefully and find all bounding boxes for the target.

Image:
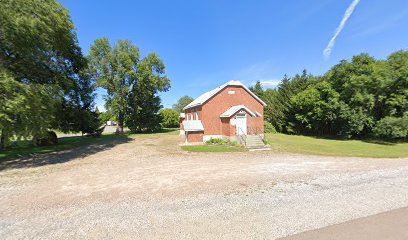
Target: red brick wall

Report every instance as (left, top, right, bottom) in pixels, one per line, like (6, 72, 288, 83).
(187, 131, 204, 142)
(200, 86, 264, 136)
(184, 106, 202, 121)
(221, 118, 230, 136)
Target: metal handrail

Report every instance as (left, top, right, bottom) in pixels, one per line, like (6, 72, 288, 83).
(236, 127, 247, 146)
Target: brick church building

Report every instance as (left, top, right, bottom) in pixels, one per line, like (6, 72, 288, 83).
(180, 80, 266, 144)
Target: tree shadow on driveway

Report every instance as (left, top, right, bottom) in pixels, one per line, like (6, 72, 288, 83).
(0, 136, 132, 171)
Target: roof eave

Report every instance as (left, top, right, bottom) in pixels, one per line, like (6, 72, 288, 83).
(183, 80, 267, 110)
(183, 103, 201, 110)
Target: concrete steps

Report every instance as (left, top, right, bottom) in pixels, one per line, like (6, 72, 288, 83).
(245, 135, 267, 149)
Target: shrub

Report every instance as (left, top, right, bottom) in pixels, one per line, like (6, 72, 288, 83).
(206, 138, 227, 145)
(230, 141, 242, 147)
(264, 121, 277, 134)
(33, 131, 58, 146)
(86, 126, 105, 138)
(373, 116, 408, 140)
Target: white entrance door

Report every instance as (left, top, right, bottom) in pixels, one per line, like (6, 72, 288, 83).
(236, 114, 247, 135)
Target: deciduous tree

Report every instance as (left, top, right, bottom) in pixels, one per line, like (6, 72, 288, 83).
(0, 0, 96, 147)
(89, 39, 170, 133)
(172, 96, 194, 113)
(88, 38, 139, 133)
(160, 109, 180, 128)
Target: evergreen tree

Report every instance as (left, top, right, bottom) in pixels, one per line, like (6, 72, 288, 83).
(249, 81, 264, 99)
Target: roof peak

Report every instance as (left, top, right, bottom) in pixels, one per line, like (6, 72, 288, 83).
(226, 80, 243, 85)
(183, 80, 266, 110)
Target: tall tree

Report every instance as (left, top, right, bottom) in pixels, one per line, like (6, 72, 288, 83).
(289, 81, 347, 135)
(0, 70, 56, 148)
(172, 96, 194, 112)
(0, 0, 90, 148)
(261, 71, 312, 133)
(126, 53, 170, 132)
(249, 81, 264, 99)
(88, 38, 139, 133)
(53, 70, 99, 135)
(383, 50, 408, 117)
(264, 51, 408, 139)
(88, 39, 170, 133)
(0, 0, 85, 86)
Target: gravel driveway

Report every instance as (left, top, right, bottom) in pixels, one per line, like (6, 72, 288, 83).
(1, 134, 408, 239)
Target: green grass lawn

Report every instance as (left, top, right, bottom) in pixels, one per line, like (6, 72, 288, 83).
(181, 145, 246, 152)
(266, 133, 408, 158)
(0, 134, 127, 160)
(3, 128, 406, 160)
(0, 128, 180, 161)
(128, 128, 179, 138)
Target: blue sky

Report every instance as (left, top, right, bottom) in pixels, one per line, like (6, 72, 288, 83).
(60, 0, 408, 111)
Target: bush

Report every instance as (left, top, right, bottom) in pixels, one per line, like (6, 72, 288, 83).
(33, 131, 58, 146)
(264, 121, 277, 134)
(230, 141, 242, 147)
(86, 126, 105, 138)
(206, 138, 227, 145)
(160, 108, 180, 128)
(373, 116, 408, 140)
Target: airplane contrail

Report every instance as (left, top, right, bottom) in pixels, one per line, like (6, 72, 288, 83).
(323, 0, 361, 59)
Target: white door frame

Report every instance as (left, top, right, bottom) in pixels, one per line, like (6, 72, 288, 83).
(236, 113, 247, 135)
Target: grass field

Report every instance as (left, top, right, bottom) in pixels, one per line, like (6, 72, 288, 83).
(266, 133, 408, 158)
(128, 128, 179, 138)
(0, 128, 180, 160)
(0, 134, 126, 160)
(181, 145, 246, 152)
(2, 129, 407, 160)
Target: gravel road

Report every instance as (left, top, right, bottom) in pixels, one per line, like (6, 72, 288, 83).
(1, 134, 408, 239)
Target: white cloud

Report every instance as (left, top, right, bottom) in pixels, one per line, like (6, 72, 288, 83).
(323, 0, 361, 59)
(259, 79, 281, 88)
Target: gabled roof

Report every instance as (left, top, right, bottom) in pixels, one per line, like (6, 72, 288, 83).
(220, 105, 256, 118)
(182, 120, 204, 132)
(183, 80, 267, 110)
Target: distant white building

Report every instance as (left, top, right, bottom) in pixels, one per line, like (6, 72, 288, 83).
(106, 121, 117, 126)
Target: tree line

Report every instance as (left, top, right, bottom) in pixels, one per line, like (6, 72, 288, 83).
(2, 0, 406, 151)
(0, 0, 169, 148)
(250, 51, 408, 140)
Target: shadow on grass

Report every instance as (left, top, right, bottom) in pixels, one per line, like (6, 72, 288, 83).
(361, 139, 401, 146)
(0, 134, 132, 171)
(129, 128, 179, 136)
(302, 134, 400, 146)
(153, 128, 179, 134)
